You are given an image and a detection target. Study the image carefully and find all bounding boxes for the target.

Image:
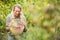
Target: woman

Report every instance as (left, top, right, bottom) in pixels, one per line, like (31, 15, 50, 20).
(6, 4, 27, 40)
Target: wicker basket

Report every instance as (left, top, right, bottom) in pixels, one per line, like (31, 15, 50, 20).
(10, 25, 24, 35)
(9, 20, 24, 35)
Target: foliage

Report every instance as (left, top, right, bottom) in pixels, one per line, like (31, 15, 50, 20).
(0, 0, 60, 40)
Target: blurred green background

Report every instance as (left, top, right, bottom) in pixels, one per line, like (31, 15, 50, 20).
(0, 0, 60, 40)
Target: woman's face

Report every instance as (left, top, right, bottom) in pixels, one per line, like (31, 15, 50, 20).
(13, 7, 21, 17)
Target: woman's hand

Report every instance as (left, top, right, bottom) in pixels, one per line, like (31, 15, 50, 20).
(6, 27, 10, 32)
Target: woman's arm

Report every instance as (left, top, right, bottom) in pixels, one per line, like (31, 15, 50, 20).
(22, 15, 27, 32)
(6, 14, 11, 32)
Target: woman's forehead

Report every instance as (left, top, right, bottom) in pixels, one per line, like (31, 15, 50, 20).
(13, 4, 21, 11)
(14, 7, 21, 11)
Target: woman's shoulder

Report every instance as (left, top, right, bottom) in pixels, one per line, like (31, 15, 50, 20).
(6, 13, 12, 19)
(21, 14, 26, 19)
